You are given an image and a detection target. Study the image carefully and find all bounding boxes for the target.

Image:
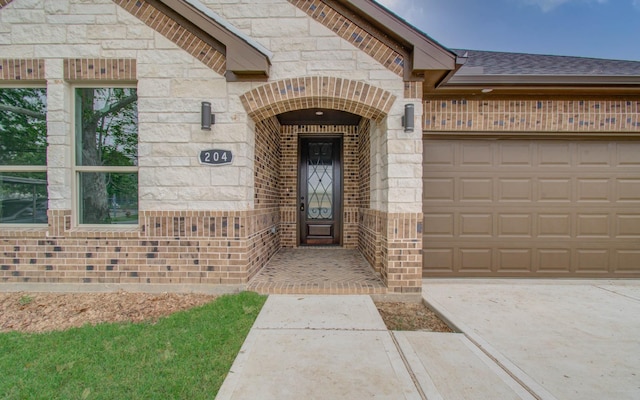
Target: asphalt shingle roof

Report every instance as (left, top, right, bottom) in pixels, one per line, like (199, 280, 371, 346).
(453, 49, 640, 76)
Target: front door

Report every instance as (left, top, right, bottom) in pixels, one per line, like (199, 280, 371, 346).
(299, 137, 342, 245)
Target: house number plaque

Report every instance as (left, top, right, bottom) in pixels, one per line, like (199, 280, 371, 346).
(199, 149, 233, 165)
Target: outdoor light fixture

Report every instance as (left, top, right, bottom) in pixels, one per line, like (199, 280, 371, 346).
(402, 103, 414, 132)
(201, 101, 215, 130)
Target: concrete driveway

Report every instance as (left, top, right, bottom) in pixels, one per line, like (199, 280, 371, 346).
(423, 279, 640, 400)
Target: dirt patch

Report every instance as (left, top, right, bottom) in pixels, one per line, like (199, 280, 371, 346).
(1, 292, 452, 334)
(0, 292, 217, 333)
(376, 302, 453, 332)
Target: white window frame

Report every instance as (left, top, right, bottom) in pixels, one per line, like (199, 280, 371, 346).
(0, 84, 48, 227)
(71, 84, 139, 228)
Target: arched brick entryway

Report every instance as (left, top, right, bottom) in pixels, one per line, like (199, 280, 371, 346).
(239, 76, 396, 122)
(241, 77, 401, 293)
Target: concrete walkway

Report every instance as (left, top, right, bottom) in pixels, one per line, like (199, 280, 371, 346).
(424, 279, 640, 400)
(216, 295, 533, 399)
(217, 280, 640, 399)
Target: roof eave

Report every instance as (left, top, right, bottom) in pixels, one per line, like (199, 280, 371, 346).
(158, 0, 271, 79)
(338, 0, 457, 74)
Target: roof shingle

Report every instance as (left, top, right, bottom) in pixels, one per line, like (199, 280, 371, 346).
(454, 49, 640, 76)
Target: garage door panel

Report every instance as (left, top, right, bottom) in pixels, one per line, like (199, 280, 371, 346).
(423, 214, 454, 237)
(538, 214, 572, 237)
(424, 142, 455, 166)
(497, 249, 532, 272)
(499, 179, 532, 202)
(616, 143, 640, 166)
(577, 179, 611, 202)
(499, 142, 533, 166)
(537, 249, 571, 272)
(460, 179, 493, 202)
(539, 143, 572, 166)
(576, 249, 610, 273)
(616, 215, 640, 238)
(616, 250, 640, 271)
(424, 139, 640, 277)
(460, 213, 493, 237)
(459, 249, 493, 272)
(498, 214, 532, 237)
(616, 179, 640, 202)
(538, 179, 572, 202)
(577, 214, 610, 238)
(577, 142, 611, 166)
(424, 178, 455, 202)
(423, 248, 454, 272)
(461, 142, 493, 166)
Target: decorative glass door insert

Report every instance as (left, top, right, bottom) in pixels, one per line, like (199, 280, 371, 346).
(299, 137, 342, 245)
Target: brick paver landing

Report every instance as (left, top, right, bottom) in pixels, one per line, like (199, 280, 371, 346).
(247, 248, 387, 295)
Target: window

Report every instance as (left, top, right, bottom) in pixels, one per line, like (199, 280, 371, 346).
(74, 87, 138, 225)
(0, 88, 48, 224)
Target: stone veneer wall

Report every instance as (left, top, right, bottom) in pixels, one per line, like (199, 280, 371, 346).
(286, 0, 405, 77)
(424, 99, 640, 132)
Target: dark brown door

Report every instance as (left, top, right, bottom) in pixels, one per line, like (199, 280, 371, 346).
(299, 137, 342, 245)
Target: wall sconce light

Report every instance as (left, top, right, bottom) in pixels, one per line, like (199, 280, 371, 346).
(402, 103, 414, 133)
(201, 101, 215, 130)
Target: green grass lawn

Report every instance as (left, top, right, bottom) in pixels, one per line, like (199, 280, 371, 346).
(0, 291, 266, 400)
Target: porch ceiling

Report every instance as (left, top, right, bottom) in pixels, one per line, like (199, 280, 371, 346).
(276, 108, 362, 126)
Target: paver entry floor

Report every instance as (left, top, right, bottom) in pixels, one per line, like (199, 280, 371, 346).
(247, 248, 386, 294)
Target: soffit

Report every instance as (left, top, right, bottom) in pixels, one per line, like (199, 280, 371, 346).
(277, 109, 362, 126)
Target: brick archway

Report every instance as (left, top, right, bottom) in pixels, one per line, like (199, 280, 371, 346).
(240, 76, 396, 122)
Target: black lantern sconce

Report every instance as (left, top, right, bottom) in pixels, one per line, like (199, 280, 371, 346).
(402, 103, 414, 133)
(201, 101, 215, 130)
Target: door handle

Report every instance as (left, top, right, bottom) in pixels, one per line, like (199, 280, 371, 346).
(300, 202, 305, 212)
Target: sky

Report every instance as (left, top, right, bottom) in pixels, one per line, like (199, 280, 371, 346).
(375, 0, 640, 61)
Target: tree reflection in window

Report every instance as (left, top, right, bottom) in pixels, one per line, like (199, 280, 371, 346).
(75, 88, 138, 225)
(0, 88, 48, 224)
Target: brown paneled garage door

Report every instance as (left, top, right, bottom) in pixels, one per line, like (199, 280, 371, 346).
(422, 139, 640, 277)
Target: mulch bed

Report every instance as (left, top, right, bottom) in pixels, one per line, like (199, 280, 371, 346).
(0, 292, 453, 333)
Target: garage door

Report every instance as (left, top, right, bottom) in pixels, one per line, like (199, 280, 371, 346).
(423, 139, 640, 277)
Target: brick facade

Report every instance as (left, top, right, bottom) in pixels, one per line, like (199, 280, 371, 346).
(240, 77, 396, 122)
(424, 99, 640, 132)
(1, 210, 278, 285)
(0, 59, 45, 81)
(381, 212, 423, 293)
(64, 59, 136, 81)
